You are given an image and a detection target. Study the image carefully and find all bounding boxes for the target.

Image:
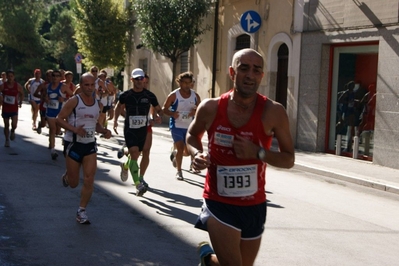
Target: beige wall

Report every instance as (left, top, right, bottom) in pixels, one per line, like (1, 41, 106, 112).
(125, 0, 298, 136)
(124, 13, 215, 108)
(303, 0, 399, 31)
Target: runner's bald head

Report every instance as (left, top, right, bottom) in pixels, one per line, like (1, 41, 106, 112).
(231, 48, 264, 69)
(80, 72, 95, 85)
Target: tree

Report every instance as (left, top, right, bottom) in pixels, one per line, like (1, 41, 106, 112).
(45, 4, 79, 76)
(0, 0, 50, 74)
(71, 0, 130, 70)
(133, 0, 213, 91)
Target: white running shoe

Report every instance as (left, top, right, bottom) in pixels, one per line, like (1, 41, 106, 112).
(76, 209, 90, 224)
(120, 162, 128, 182)
(176, 171, 184, 181)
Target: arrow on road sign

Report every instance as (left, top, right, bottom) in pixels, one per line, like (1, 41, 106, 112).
(240, 10, 262, 34)
(245, 13, 260, 32)
(75, 53, 82, 64)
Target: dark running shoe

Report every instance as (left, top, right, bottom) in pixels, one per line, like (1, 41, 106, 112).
(117, 144, 126, 159)
(136, 182, 147, 197)
(170, 150, 177, 168)
(10, 130, 15, 141)
(140, 178, 149, 189)
(51, 152, 58, 160)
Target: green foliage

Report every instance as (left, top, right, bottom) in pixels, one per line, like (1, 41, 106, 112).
(0, 1, 46, 55)
(45, 5, 78, 74)
(0, 0, 50, 80)
(14, 57, 56, 83)
(133, 0, 213, 63)
(133, 0, 213, 91)
(71, 0, 130, 70)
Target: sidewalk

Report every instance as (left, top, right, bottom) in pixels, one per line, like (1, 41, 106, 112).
(151, 124, 399, 195)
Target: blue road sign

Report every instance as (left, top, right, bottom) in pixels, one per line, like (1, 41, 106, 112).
(75, 53, 82, 64)
(240, 10, 262, 34)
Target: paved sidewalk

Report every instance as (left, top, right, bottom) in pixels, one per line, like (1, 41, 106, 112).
(151, 124, 399, 195)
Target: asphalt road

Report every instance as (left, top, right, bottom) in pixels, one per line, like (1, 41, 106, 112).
(0, 103, 398, 265)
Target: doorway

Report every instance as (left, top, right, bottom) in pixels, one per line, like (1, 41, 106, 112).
(276, 44, 288, 108)
(328, 44, 378, 160)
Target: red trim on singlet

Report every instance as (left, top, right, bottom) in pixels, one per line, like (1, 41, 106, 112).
(204, 91, 273, 206)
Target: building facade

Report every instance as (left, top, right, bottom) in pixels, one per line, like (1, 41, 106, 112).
(297, 0, 399, 168)
(125, 0, 399, 169)
(125, 0, 300, 138)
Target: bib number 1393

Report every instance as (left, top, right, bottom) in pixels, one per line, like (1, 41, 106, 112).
(216, 165, 258, 197)
(223, 175, 251, 189)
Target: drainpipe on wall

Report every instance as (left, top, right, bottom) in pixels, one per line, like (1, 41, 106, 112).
(210, 0, 219, 98)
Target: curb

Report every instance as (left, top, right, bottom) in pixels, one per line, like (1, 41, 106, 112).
(293, 163, 399, 195)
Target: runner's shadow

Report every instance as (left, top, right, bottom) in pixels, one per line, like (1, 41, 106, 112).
(182, 169, 206, 178)
(126, 187, 202, 224)
(180, 177, 205, 189)
(139, 198, 199, 224)
(266, 200, 284, 208)
(147, 187, 202, 208)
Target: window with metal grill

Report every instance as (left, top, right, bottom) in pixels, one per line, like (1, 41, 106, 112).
(180, 51, 189, 73)
(235, 34, 250, 50)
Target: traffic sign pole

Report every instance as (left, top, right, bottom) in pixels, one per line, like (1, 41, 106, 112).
(74, 53, 83, 79)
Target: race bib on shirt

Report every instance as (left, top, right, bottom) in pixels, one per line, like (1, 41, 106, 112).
(77, 127, 95, 143)
(216, 164, 258, 197)
(47, 100, 59, 109)
(129, 115, 146, 129)
(4, 95, 16, 105)
(179, 111, 191, 121)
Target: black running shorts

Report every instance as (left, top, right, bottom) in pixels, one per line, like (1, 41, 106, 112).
(63, 140, 97, 163)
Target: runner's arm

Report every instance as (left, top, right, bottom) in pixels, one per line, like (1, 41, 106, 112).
(162, 93, 177, 118)
(17, 84, 24, 106)
(33, 84, 43, 98)
(24, 79, 31, 93)
(56, 97, 86, 137)
(262, 101, 295, 168)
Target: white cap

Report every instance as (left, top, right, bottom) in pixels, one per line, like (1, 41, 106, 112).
(131, 68, 145, 79)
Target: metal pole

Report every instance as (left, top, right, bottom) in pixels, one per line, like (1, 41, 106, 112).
(353, 136, 359, 159)
(210, 0, 219, 98)
(336, 134, 342, 155)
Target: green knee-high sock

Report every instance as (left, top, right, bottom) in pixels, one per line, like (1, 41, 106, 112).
(123, 157, 130, 169)
(128, 159, 140, 185)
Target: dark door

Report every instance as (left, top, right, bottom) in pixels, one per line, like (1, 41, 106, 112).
(276, 44, 289, 109)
